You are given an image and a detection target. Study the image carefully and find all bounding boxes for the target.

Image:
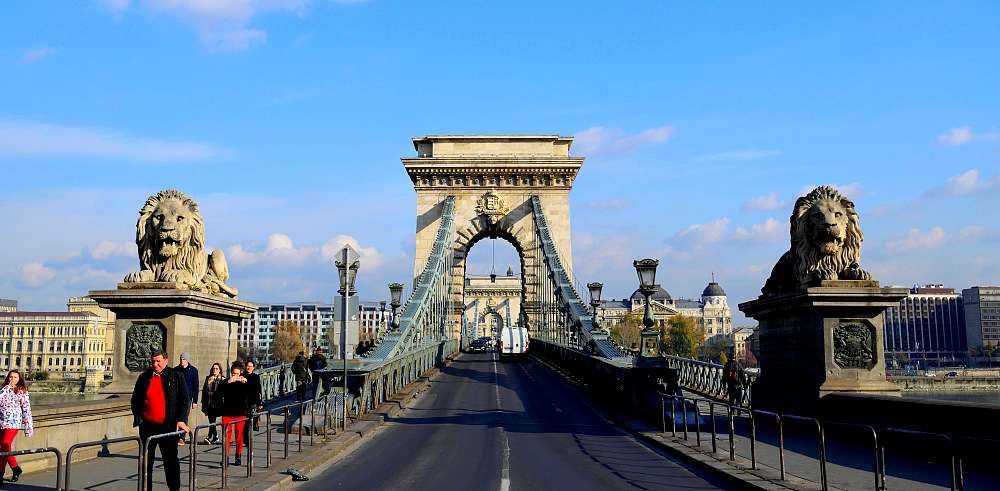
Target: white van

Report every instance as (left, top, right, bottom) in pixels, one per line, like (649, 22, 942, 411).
(498, 325, 529, 359)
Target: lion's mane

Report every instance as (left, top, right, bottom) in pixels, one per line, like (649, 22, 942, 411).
(762, 186, 871, 294)
(136, 189, 207, 282)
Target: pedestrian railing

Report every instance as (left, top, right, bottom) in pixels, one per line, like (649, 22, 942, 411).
(0, 447, 63, 489)
(657, 393, 986, 491)
(64, 435, 141, 491)
(138, 429, 186, 491)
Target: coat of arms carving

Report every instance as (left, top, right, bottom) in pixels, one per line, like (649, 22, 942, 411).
(475, 191, 509, 225)
(833, 320, 875, 369)
(125, 322, 165, 372)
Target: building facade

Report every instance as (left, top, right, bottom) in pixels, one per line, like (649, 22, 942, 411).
(358, 301, 390, 342)
(597, 280, 733, 343)
(964, 286, 1000, 350)
(0, 299, 15, 312)
(884, 285, 967, 366)
(238, 303, 336, 363)
(463, 270, 522, 338)
(0, 300, 113, 378)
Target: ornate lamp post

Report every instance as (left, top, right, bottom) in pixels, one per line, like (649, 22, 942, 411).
(587, 282, 604, 334)
(388, 282, 404, 333)
(378, 300, 386, 340)
(634, 258, 660, 358)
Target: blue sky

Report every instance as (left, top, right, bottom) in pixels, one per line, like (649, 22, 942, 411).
(2, 1, 999, 323)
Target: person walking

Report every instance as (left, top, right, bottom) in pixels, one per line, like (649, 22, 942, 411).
(200, 363, 224, 445)
(0, 370, 33, 485)
(723, 352, 746, 406)
(307, 347, 327, 399)
(130, 350, 190, 491)
(243, 359, 263, 439)
(175, 353, 199, 444)
(214, 361, 252, 466)
(292, 352, 309, 402)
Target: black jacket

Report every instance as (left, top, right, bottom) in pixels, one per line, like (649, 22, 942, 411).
(213, 378, 252, 417)
(244, 371, 263, 407)
(201, 375, 223, 416)
(130, 366, 191, 428)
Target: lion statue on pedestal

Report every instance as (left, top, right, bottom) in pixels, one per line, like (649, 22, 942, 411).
(762, 186, 873, 295)
(122, 189, 238, 297)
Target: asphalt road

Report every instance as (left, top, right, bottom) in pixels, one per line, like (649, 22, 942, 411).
(299, 352, 737, 491)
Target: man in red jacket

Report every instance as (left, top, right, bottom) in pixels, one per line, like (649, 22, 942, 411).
(130, 350, 191, 491)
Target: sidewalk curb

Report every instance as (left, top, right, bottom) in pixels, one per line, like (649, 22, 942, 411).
(249, 352, 458, 491)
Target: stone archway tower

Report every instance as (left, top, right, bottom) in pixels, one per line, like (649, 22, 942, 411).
(403, 135, 583, 338)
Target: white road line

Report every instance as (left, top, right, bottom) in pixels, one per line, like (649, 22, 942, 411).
(494, 352, 511, 491)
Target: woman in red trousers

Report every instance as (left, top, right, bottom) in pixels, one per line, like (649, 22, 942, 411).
(0, 370, 33, 485)
(213, 361, 251, 466)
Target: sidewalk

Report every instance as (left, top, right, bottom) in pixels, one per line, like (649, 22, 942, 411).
(13, 364, 447, 491)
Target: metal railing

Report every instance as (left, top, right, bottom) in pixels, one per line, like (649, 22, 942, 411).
(64, 435, 141, 491)
(0, 447, 63, 489)
(138, 429, 186, 491)
(657, 393, 981, 491)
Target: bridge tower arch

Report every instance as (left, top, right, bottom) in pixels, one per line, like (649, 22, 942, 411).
(403, 135, 583, 339)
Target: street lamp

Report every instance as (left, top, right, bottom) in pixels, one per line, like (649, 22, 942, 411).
(587, 282, 603, 333)
(389, 282, 404, 332)
(378, 301, 386, 339)
(633, 258, 660, 357)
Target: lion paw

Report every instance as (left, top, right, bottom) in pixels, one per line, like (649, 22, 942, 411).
(123, 270, 155, 283)
(159, 270, 195, 284)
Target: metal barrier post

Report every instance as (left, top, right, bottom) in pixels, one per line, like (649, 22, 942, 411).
(0, 447, 62, 490)
(309, 399, 316, 446)
(754, 411, 782, 479)
(265, 411, 273, 468)
(140, 430, 185, 491)
(65, 436, 141, 491)
(298, 401, 305, 452)
(247, 413, 254, 479)
(726, 405, 736, 461)
(669, 395, 677, 437)
(283, 406, 290, 459)
(660, 397, 666, 434)
(690, 398, 702, 447)
(708, 401, 718, 454)
(681, 398, 689, 440)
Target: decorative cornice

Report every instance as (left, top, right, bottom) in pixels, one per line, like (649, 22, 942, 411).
(402, 157, 583, 190)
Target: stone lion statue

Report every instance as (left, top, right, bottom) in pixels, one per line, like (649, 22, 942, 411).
(762, 186, 873, 295)
(122, 189, 238, 297)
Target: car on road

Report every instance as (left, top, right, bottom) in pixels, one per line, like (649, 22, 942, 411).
(469, 337, 492, 352)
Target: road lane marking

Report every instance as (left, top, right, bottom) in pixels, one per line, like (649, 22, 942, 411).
(494, 352, 511, 491)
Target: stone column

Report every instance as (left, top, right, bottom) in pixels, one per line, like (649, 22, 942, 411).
(739, 280, 906, 414)
(90, 284, 256, 394)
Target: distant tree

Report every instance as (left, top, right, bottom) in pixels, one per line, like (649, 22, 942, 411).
(610, 312, 642, 351)
(718, 351, 728, 365)
(271, 321, 305, 363)
(662, 314, 703, 358)
(739, 349, 758, 368)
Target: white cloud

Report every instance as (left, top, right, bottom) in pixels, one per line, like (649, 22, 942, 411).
(943, 169, 998, 196)
(19, 47, 57, 64)
(0, 120, 227, 162)
(732, 218, 784, 242)
(696, 149, 781, 162)
(99, 0, 131, 15)
(226, 233, 383, 270)
(20, 262, 56, 287)
(91, 240, 136, 259)
(741, 192, 785, 212)
(884, 227, 949, 253)
(321, 235, 383, 269)
(583, 198, 631, 211)
(573, 125, 674, 157)
(673, 217, 730, 249)
(134, 0, 307, 52)
(937, 126, 1000, 146)
(959, 225, 987, 240)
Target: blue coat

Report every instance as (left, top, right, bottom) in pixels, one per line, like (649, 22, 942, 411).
(175, 364, 200, 404)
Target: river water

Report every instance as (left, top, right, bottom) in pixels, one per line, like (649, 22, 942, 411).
(902, 391, 1000, 405)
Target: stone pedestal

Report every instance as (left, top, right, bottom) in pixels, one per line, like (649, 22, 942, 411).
(739, 281, 906, 414)
(89, 284, 256, 394)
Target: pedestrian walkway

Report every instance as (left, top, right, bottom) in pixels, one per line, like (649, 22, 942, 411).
(15, 395, 340, 491)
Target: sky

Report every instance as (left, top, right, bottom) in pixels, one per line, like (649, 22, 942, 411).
(2, 1, 999, 324)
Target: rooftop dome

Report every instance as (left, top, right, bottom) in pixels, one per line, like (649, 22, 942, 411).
(630, 285, 672, 303)
(702, 281, 727, 297)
